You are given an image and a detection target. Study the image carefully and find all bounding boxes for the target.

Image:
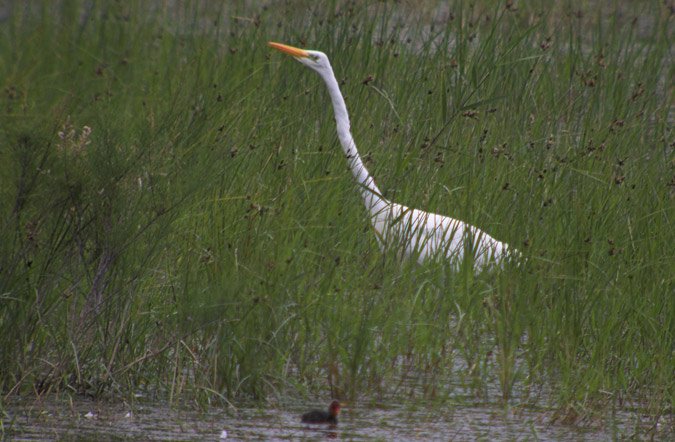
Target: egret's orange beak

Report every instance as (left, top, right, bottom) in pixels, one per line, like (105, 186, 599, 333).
(268, 42, 309, 59)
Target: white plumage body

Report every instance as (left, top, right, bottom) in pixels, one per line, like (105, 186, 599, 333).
(371, 202, 511, 269)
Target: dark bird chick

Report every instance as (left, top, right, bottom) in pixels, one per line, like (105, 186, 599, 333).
(301, 401, 341, 425)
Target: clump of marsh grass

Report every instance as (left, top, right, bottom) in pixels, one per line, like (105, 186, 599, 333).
(0, 3, 673, 436)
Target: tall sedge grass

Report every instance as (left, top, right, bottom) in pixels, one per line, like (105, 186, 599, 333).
(1, 0, 673, 426)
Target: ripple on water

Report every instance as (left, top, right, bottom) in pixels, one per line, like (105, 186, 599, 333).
(3, 396, 672, 442)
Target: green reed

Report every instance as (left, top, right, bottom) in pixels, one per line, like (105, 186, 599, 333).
(0, 1, 672, 429)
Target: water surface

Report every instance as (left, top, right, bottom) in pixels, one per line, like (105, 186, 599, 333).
(4, 396, 671, 441)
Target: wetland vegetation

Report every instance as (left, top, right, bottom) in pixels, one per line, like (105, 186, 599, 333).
(1, 0, 673, 439)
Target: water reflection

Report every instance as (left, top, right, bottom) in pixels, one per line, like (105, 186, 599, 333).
(2, 396, 672, 441)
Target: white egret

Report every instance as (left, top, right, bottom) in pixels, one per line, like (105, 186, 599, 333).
(268, 42, 517, 271)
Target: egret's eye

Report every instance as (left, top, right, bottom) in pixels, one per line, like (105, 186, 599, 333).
(309, 54, 319, 62)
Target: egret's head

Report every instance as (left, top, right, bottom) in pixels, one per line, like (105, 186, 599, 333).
(268, 42, 332, 77)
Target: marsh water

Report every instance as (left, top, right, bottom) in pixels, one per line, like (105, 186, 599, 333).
(4, 395, 671, 441)
(2, 3, 674, 442)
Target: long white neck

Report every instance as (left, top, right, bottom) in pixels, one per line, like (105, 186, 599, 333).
(317, 65, 389, 215)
